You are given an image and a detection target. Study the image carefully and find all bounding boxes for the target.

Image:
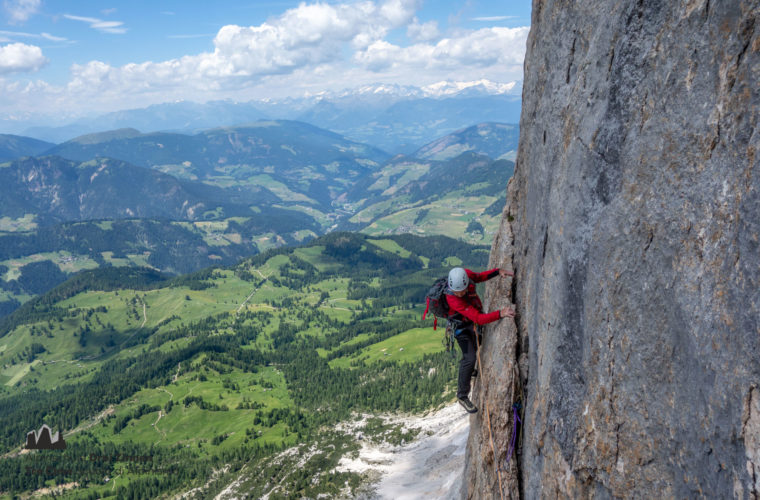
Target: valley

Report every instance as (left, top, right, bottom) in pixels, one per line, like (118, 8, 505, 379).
(0, 232, 489, 498)
(0, 105, 516, 498)
(0, 121, 516, 318)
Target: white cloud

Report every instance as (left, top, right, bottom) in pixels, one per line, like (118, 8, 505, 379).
(0, 29, 67, 42)
(0, 29, 35, 37)
(40, 32, 66, 42)
(3, 0, 40, 23)
(0, 42, 47, 74)
(62, 0, 422, 88)
(0, 0, 528, 117)
(407, 17, 439, 42)
(63, 14, 98, 23)
(64, 14, 127, 34)
(355, 26, 529, 72)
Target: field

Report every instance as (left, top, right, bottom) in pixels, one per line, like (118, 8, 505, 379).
(360, 193, 502, 244)
(0, 232, 486, 499)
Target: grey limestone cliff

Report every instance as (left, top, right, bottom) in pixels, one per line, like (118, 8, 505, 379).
(464, 1, 759, 498)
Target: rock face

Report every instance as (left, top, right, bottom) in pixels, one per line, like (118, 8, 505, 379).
(465, 1, 759, 498)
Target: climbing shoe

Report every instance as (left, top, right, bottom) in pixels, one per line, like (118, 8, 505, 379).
(458, 397, 478, 413)
(471, 369, 478, 379)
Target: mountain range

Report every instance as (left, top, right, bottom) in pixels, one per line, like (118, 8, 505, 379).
(44, 121, 389, 210)
(0, 119, 516, 318)
(0, 84, 519, 498)
(0, 134, 54, 162)
(413, 122, 519, 161)
(0, 156, 275, 223)
(10, 80, 521, 153)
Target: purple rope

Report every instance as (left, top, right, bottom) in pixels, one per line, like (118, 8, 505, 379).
(506, 404, 522, 463)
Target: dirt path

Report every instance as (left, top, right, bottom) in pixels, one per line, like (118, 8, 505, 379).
(118, 298, 148, 349)
(237, 270, 269, 313)
(140, 300, 147, 328)
(63, 405, 116, 437)
(45, 354, 96, 364)
(160, 386, 175, 400)
(152, 411, 165, 431)
(151, 386, 177, 444)
(152, 410, 167, 442)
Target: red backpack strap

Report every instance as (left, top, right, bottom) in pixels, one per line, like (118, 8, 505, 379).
(433, 317, 438, 330)
(422, 297, 430, 320)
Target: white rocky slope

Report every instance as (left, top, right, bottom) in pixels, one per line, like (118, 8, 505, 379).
(211, 402, 469, 500)
(340, 402, 469, 500)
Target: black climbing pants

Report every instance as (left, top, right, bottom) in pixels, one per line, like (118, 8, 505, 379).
(455, 326, 481, 399)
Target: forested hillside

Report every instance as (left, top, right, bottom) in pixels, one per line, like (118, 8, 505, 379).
(0, 233, 491, 498)
(0, 122, 516, 320)
(413, 122, 519, 161)
(0, 135, 54, 162)
(0, 156, 278, 222)
(342, 152, 514, 242)
(45, 120, 389, 210)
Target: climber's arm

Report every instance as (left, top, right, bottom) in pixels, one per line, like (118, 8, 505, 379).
(466, 268, 514, 283)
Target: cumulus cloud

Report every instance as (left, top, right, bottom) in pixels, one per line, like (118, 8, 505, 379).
(407, 17, 439, 42)
(355, 26, 529, 72)
(205, 0, 420, 76)
(64, 14, 127, 34)
(3, 0, 40, 23)
(0, 0, 529, 116)
(62, 0, 422, 92)
(0, 42, 47, 74)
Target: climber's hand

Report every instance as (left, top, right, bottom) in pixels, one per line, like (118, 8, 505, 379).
(499, 268, 514, 278)
(500, 307, 516, 318)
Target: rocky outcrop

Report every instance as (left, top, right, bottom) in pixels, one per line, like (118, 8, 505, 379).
(465, 1, 759, 498)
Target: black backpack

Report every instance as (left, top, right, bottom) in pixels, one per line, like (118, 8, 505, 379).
(423, 276, 461, 355)
(422, 276, 449, 330)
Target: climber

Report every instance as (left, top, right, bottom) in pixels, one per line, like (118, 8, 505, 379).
(446, 266, 515, 413)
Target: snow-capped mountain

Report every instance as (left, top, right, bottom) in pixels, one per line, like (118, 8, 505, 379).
(299, 79, 519, 101)
(15, 80, 522, 152)
(421, 79, 520, 97)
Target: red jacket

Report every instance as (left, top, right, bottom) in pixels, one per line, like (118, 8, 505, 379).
(445, 268, 501, 326)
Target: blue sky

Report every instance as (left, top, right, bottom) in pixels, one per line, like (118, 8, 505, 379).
(0, 0, 531, 119)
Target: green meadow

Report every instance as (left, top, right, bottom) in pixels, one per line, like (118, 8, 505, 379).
(0, 232, 488, 498)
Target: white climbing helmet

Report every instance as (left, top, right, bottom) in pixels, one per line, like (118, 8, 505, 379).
(448, 267, 469, 292)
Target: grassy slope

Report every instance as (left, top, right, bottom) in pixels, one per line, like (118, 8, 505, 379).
(347, 154, 512, 244)
(0, 151, 509, 317)
(0, 233, 487, 499)
(358, 191, 502, 244)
